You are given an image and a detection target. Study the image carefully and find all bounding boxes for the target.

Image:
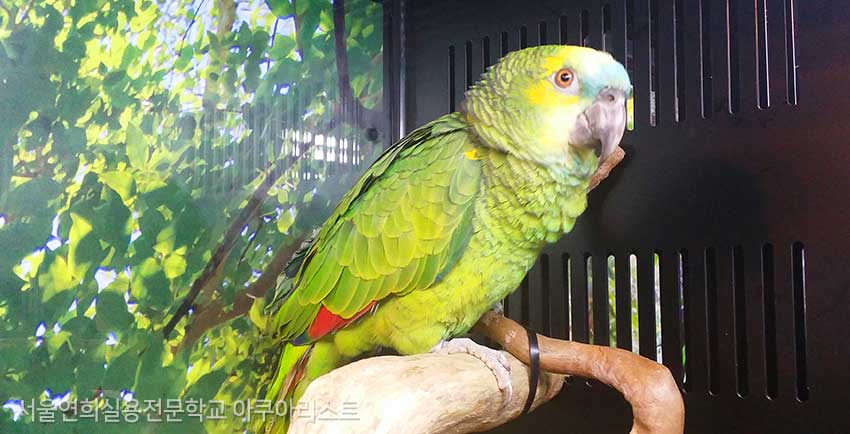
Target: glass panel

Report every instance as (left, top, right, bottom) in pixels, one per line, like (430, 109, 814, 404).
(0, 0, 386, 429)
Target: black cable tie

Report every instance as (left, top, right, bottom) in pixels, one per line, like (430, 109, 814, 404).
(521, 328, 540, 415)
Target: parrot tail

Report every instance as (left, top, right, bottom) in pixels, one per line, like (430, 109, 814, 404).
(256, 342, 312, 434)
(257, 341, 341, 434)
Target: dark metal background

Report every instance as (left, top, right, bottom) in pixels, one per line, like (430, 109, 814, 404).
(391, 0, 850, 432)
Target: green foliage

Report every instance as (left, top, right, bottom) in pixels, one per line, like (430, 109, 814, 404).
(0, 0, 385, 432)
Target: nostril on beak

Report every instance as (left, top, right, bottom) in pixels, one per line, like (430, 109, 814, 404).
(598, 87, 626, 104)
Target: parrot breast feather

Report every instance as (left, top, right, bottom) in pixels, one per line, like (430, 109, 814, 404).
(268, 113, 481, 343)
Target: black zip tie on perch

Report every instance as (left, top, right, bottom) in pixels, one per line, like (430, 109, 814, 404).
(520, 327, 540, 415)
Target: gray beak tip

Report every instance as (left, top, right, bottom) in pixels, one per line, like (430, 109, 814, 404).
(568, 87, 628, 162)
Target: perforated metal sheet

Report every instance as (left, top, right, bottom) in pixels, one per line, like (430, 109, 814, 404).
(399, 0, 850, 432)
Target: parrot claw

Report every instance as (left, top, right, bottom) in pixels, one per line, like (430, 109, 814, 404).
(432, 338, 513, 404)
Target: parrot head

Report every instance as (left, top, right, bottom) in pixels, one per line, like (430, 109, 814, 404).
(462, 45, 632, 174)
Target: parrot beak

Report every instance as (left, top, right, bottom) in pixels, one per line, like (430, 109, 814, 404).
(569, 87, 627, 161)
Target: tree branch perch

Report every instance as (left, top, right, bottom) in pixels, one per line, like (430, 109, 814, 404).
(474, 311, 684, 434)
(290, 311, 683, 434)
(290, 351, 565, 434)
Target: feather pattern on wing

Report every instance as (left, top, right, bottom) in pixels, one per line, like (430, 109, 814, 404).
(266, 113, 482, 343)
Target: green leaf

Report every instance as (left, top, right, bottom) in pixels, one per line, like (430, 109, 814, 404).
(131, 257, 172, 310)
(104, 348, 140, 391)
(95, 292, 134, 331)
(126, 123, 148, 168)
(249, 298, 267, 330)
(67, 211, 100, 276)
(268, 36, 295, 59)
(266, 0, 293, 17)
(39, 255, 78, 301)
(276, 209, 295, 233)
(99, 170, 136, 203)
(294, 0, 326, 56)
(163, 253, 186, 279)
(183, 369, 226, 401)
(244, 60, 261, 91)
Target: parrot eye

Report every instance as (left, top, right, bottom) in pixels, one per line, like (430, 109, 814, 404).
(553, 68, 575, 89)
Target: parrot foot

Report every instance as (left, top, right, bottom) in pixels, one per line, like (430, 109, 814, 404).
(431, 338, 513, 404)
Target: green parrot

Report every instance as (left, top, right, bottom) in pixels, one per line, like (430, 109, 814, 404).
(258, 44, 631, 432)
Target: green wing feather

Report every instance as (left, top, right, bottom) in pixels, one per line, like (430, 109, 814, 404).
(268, 113, 481, 341)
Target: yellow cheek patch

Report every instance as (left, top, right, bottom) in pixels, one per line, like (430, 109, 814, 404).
(539, 105, 581, 146)
(525, 80, 580, 107)
(464, 149, 480, 160)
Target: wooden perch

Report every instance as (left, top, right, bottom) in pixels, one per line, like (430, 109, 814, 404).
(290, 309, 683, 434)
(289, 351, 564, 434)
(475, 312, 684, 434)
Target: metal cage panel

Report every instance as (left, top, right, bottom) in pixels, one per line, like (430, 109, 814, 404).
(400, 0, 850, 432)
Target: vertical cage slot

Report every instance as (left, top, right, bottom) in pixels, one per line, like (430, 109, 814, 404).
(654, 252, 662, 362)
(660, 251, 684, 385)
(592, 254, 610, 347)
(608, 255, 617, 347)
(500, 31, 509, 56)
(638, 252, 657, 360)
(700, 0, 713, 118)
(680, 249, 691, 391)
(580, 10, 590, 46)
(520, 274, 530, 326)
(625, 0, 635, 77)
(538, 21, 547, 45)
(630, 253, 640, 353)
(792, 242, 808, 401)
(506, 269, 523, 323)
(615, 253, 633, 351)
(447, 45, 456, 112)
(571, 252, 590, 343)
(762, 243, 778, 399)
(519, 25, 528, 49)
(602, 4, 612, 52)
(705, 246, 719, 395)
(586, 255, 595, 344)
(784, 0, 799, 104)
(733, 245, 750, 397)
(559, 15, 569, 44)
(755, 0, 770, 108)
(657, 0, 679, 125)
(482, 36, 491, 68)
(631, 0, 651, 130)
(649, 0, 658, 126)
(674, 0, 686, 121)
(527, 256, 547, 333)
(545, 252, 568, 340)
(464, 41, 473, 90)
(727, 0, 741, 113)
(541, 253, 552, 336)
(564, 253, 573, 340)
